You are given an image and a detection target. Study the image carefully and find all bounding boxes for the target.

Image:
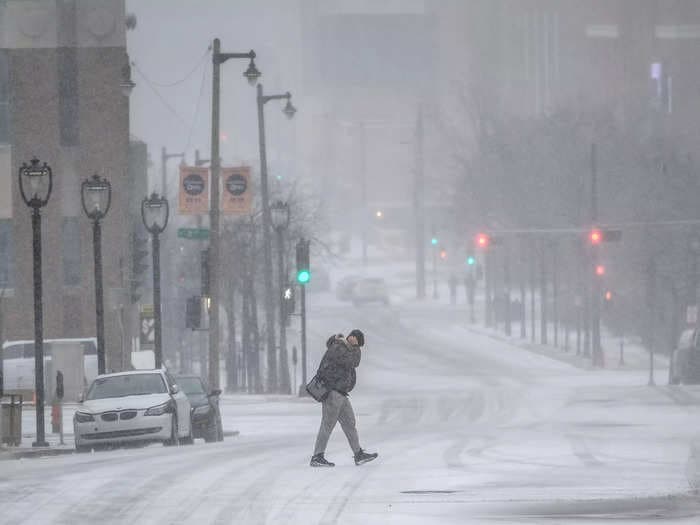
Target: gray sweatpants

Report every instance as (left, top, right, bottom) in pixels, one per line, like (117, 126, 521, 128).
(313, 390, 361, 455)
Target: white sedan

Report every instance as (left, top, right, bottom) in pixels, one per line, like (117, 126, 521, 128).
(74, 369, 192, 451)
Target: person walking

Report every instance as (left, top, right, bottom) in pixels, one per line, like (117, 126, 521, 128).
(310, 329, 378, 467)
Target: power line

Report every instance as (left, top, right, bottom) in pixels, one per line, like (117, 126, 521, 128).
(134, 47, 211, 88)
(132, 61, 190, 129)
(183, 61, 209, 154)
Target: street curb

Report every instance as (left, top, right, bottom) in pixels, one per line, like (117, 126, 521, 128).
(0, 430, 241, 459)
(0, 447, 75, 461)
(466, 325, 668, 372)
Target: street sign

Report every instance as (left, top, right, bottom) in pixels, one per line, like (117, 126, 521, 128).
(178, 227, 210, 240)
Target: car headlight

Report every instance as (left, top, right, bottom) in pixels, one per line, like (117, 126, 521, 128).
(144, 400, 175, 416)
(193, 405, 210, 416)
(74, 411, 94, 423)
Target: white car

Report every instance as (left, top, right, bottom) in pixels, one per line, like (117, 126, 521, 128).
(351, 277, 390, 306)
(74, 369, 192, 451)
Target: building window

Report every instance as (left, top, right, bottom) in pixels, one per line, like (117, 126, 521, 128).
(0, 51, 10, 144)
(0, 219, 14, 288)
(62, 217, 81, 286)
(58, 48, 79, 146)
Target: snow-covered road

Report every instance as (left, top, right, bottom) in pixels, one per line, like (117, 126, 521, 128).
(1, 300, 699, 524)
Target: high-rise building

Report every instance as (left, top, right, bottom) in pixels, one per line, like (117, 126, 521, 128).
(0, 0, 133, 371)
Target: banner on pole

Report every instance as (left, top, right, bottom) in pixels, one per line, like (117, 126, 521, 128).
(178, 166, 209, 214)
(221, 166, 252, 215)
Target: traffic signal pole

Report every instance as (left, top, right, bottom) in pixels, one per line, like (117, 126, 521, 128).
(590, 143, 603, 366)
(414, 107, 426, 299)
(300, 283, 307, 392)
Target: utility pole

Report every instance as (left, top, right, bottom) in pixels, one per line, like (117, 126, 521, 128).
(552, 240, 559, 348)
(519, 237, 526, 339)
(591, 143, 603, 366)
(504, 241, 512, 337)
(161, 147, 184, 198)
(647, 258, 657, 386)
(414, 107, 426, 299)
(360, 122, 368, 266)
(208, 38, 259, 390)
(540, 238, 547, 345)
(530, 241, 536, 343)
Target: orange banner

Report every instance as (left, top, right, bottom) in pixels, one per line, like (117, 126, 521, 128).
(178, 166, 209, 215)
(221, 166, 253, 215)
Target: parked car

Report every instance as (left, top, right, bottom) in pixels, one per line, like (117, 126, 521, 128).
(74, 369, 192, 451)
(176, 374, 223, 443)
(350, 277, 390, 306)
(336, 275, 360, 301)
(671, 329, 700, 385)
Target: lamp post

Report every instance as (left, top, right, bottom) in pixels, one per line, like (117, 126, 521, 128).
(81, 174, 112, 375)
(209, 39, 260, 391)
(256, 84, 296, 393)
(18, 157, 52, 448)
(271, 200, 291, 394)
(141, 193, 169, 369)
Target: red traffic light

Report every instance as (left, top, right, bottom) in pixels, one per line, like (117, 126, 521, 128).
(475, 233, 490, 249)
(595, 264, 605, 276)
(590, 229, 602, 245)
(604, 290, 612, 301)
(439, 249, 447, 260)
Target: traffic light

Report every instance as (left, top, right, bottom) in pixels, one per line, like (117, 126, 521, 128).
(475, 233, 490, 249)
(130, 231, 149, 303)
(439, 249, 447, 260)
(201, 249, 210, 297)
(296, 239, 310, 284)
(186, 296, 201, 329)
(431, 237, 438, 246)
(588, 228, 622, 244)
(283, 285, 295, 315)
(466, 255, 476, 266)
(595, 264, 605, 276)
(604, 290, 613, 301)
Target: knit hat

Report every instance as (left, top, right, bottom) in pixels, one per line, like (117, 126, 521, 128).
(348, 329, 365, 347)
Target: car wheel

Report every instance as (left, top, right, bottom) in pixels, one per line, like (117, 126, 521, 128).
(164, 415, 178, 446)
(179, 419, 194, 445)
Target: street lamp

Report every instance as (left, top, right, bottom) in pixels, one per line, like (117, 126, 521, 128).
(141, 192, 169, 369)
(208, 39, 260, 391)
(18, 157, 52, 448)
(271, 200, 291, 394)
(256, 85, 296, 393)
(81, 173, 112, 375)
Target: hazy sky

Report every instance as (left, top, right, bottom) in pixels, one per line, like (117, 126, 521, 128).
(126, 0, 303, 193)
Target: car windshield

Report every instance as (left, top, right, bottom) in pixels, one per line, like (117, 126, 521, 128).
(86, 374, 167, 400)
(177, 377, 206, 395)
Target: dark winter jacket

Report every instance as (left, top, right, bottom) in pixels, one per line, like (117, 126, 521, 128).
(317, 336, 361, 395)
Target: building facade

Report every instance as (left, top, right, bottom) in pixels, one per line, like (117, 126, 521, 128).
(0, 0, 133, 371)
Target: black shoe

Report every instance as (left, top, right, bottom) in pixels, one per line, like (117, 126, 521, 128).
(354, 449, 378, 466)
(310, 453, 335, 467)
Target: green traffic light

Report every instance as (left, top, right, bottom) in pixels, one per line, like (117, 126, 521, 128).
(466, 256, 476, 266)
(297, 270, 310, 284)
(431, 237, 438, 245)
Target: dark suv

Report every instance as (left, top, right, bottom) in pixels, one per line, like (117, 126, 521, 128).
(176, 375, 223, 442)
